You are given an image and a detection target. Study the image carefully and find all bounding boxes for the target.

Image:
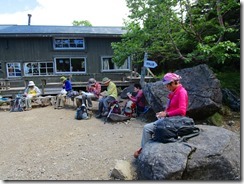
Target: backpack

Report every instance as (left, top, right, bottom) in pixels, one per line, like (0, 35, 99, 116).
(10, 96, 24, 112)
(75, 104, 89, 120)
(153, 116, 200, 143)
(109, 101, 121, 114)
(123, 100, 136, 117)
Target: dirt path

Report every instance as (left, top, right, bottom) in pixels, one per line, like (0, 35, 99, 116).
(0, 105, 145, 180)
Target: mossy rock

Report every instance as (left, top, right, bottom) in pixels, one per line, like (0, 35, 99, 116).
(207, 113, 223, 126)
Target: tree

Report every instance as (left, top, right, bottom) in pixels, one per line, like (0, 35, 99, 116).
(112, 0, 240, 70)
(72, 20, 92, 26)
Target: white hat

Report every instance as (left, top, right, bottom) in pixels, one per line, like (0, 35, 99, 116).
(28, 81, 35, 86)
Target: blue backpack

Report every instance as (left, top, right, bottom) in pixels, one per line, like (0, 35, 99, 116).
(75, 104, 89, 120)
(10, 96, 24, 112)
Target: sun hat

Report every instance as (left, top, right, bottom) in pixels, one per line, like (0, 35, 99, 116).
(162, 73, 182, 85)
(88, 78, 96, 85)
(28, 81, 35, 86)
(60, 76, 67, 82)
(102, 77, 111, 84)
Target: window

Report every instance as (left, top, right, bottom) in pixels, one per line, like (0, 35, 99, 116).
(24, 62, 54, 76)
(55, 57, 86, 73)
(53, 38, 85, 50)
(101, 56, 130, 72)
(6, 63, 21, 77)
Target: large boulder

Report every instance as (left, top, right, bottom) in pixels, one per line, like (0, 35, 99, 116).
(143, 64, 222, 120)
(136, 125, 240, 180)
(221, 88, 240, 112)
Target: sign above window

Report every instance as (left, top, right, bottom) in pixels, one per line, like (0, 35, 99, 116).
(53, 38, 85, 50)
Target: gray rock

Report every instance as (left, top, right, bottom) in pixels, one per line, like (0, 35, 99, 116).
(110, 160, 133, 180)
(136, 125, 240, 180)
(143, 64, 222, 120)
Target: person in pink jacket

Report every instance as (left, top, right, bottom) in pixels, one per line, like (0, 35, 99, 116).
(134, 72, 188, 158)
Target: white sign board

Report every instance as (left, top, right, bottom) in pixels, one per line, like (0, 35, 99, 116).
(144, 60, 158, 68)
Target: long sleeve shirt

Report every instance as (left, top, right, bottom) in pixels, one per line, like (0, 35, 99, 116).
(24, 86, 41, 96)
(166, 84, 188, 117)
(128, 89, 146, 108)
(86, 82, 101, 98)
(106, 81, 117, 99)
(63, 80, 72, 92)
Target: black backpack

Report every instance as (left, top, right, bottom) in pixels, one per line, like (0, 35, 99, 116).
(10, 97, 24, 112)
(153, 116, 200, 143)
(75, 104, 89, 120)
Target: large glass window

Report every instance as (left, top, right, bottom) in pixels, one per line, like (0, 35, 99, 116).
(101, 56, 130, 72)
(55, 57, 86, 73)
(6, 63, 21, 77)
(24, 62, 54, 76)
(53, 38, 85, 50)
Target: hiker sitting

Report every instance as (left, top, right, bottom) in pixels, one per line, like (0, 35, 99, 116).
(55, 76, 72, 109)
(23, 81, 41, 111)
(76, 78, 101, 110)
(134, 73, 189, 158)
(127, 83, 146, 116)
(96, 77, 118, 118)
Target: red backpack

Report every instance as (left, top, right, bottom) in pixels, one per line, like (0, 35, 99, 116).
(124, 100, 136, 117)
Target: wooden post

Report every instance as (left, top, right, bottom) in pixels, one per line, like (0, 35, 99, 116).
(41, 79, 46, 95)
(140, 52, 147, 87)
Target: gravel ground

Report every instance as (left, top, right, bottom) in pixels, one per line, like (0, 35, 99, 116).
(0, 103, 145, 180)
(0, 101, 240, 181)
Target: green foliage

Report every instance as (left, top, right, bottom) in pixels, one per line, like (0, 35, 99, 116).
(72, 20, 92, 26)
(216, 71, 240, 95)
(207, 112, 223, 127)
(112, 0, 240, 70)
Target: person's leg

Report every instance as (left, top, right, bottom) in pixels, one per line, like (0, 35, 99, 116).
(26, 96, 32, 109)
(82, 94, 87, 107)
(24, 98, 28, 109)
(60, 95, 66, 107)
(55, 95, 60, 108)
(134, 119, 160, 158)
(87, 94, 95, 108)
(103, 96, 115, 115)
(141, 121, 158, 148)
(136, 105, 145, 116)
(96, 97, 104, 118)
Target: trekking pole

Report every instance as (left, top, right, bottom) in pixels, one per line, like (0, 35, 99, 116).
(104, 103, 115, 124)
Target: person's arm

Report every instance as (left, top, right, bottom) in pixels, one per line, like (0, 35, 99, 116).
(35, 86, 41, 96)
(128, 91, 140, 103)
(107, 83, 116, 96)
(93, 83, 101, 96)
(167, 90, 188, 116)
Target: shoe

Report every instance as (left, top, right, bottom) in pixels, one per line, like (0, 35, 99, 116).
(134, 148, 142, 158)
(102, 111, 109, 117)
(96, 114, 102, 119)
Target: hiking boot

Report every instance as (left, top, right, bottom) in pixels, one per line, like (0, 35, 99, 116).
(96, 114, 102, 118)
(134, 148, 142, 158)
(102, 111, 109, 117)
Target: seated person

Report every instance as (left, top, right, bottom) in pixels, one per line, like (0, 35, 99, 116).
(23, 81, 41, 111)
(96, 77, 118, 118)
(127, 83, 146, 116)
(76, 78, 101, 109)
(55, 76, 72, 109)
(134, 73, 188, 158)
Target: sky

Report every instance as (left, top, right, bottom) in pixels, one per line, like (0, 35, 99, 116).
(0, 0, 130, 26)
